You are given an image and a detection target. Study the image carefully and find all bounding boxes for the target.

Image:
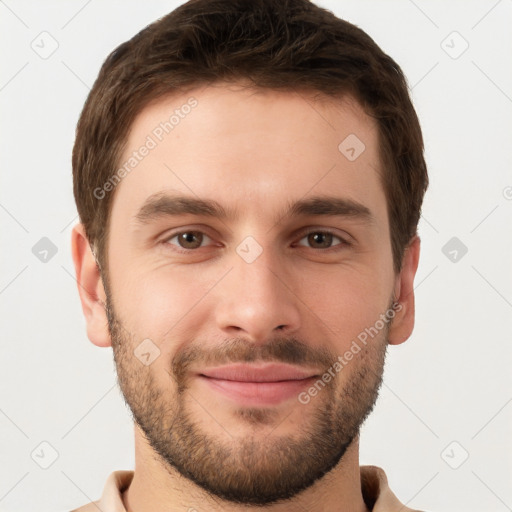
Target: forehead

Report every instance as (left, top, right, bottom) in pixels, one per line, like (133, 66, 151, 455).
(109, 82, 386, 232)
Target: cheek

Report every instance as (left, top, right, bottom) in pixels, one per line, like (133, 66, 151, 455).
(113, 263, 219, 341)
(298, 264, 393, 345)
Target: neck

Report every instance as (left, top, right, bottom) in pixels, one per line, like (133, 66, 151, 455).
(122, 425, 370, 512)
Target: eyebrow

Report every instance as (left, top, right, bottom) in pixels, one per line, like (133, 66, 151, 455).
(133, 192, 374, 227)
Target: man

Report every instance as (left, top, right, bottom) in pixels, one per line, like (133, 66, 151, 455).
(70, 0, 428, 510)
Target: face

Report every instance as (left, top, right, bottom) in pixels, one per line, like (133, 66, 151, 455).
(102, 83, 398, 505)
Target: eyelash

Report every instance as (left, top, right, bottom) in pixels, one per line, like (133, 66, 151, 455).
(161, 228, 351, 254)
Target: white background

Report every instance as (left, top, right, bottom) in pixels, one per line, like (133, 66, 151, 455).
(1, 1, 511, 511)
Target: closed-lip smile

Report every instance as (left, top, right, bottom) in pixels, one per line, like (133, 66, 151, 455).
(197, 363, 320, 406)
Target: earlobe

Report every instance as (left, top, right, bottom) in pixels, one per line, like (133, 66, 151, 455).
(71, 223, 112, 348)
(388, 235, 421, 346)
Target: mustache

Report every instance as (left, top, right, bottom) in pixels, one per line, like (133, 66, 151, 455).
(171, 337, 337, 383)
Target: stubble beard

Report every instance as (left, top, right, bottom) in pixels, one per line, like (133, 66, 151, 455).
(105, 291, 389, 506)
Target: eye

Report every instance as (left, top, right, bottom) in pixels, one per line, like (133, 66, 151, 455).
(161, 228, 350, 254)
(295, 230, 348, 250)
(164, 230, 214, 251)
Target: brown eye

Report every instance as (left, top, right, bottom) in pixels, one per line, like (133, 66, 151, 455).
(308, 232, 333, 249)
(165, 231, 212, 250)
(297, 231, 345, 250)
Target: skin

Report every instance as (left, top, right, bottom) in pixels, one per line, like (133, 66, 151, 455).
(72, 82, 420, 512)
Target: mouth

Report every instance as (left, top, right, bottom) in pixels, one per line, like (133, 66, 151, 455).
(196, 363, 320, 406)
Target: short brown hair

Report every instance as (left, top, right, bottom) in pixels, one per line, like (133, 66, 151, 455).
(72, 0, 428, 278)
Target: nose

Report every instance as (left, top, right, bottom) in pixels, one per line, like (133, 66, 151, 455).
(214, 244, 302, 344)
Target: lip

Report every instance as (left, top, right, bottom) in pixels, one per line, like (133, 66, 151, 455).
(197, 363, 320, 406)
(199, 363, 319, 382)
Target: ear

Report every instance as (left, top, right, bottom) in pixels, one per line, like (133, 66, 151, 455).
(71, 223, 112, 347)
(388, 235, 421, 345)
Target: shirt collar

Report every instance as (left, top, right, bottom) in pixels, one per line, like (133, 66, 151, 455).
(90, 465, 421, 512)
